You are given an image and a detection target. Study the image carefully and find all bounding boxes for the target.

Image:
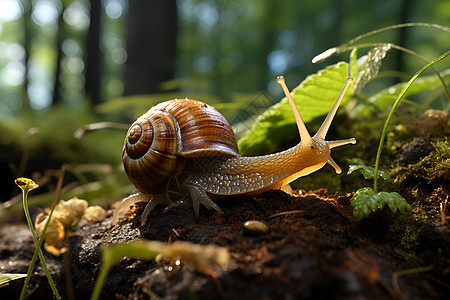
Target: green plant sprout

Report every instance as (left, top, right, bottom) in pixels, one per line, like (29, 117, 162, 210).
(15, 178, 61, 300)
(372, 50, 450, 191)
(347, 158, 409, 221)
(311, 23, 449, 221)
(349, 50, 450, 220)
(349, 188, 411, 222)
(347, 158, 392, 182)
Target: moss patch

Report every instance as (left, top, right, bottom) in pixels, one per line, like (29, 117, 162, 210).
(392, 137, 450, 201)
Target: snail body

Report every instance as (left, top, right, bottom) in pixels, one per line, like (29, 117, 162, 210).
(113, 76, 356, 225)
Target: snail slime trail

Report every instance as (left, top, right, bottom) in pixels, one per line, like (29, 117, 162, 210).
(113, 76, 356, 225)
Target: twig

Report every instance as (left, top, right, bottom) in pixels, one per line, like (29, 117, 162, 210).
(74, 122, 129, 139)
(392, 264, 434, 295)
(269, 210, 306, 218)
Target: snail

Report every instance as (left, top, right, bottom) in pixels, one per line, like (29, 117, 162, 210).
(112, 76, 356, 225)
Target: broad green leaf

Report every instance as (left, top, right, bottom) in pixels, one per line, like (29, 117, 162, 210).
(238, 62, 351, 155)
(379, 191, 412, 214)
(0, 273, 27, 288)
(350, 187, 411, 221)
(347, 158, 392, 181)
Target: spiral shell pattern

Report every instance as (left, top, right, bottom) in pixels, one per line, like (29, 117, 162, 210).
(122, 99, 239, 194)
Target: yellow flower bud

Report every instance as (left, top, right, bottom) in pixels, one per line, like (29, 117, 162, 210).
(15, 177, 39, 192)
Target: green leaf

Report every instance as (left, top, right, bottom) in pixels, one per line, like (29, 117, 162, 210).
(379, 191, 412, 214)
(238, 62, 351, 155)
(350, 187, 411, 221)
(347, 158, 391, 181)
(353, 44, 392, 93)
(0, 273, 27, 288)
(350, 187, 383, 221)
(351, 68, 450, 117)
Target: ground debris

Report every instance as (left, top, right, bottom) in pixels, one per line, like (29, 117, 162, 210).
(0, 189, 448, 299)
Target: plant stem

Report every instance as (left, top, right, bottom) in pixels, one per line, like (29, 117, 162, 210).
(91, 264, 111, 300)
(341, 42, 450, 102)
(19, 189, 61, 300)
(392, 264, 434, 295)
(345, 23, 450, 47)
(19, 189, 38, 300)
(373, 49, 450, 193)
(313, 23, 450, 63)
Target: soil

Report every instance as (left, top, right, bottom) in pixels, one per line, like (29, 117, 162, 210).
(1, 188, 449, 300)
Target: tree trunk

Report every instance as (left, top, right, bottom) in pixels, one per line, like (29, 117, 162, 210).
(395, 0, 414, 75)
(123, 0, 177, 96)
(22, 1, 32, 110)
(52, 6, 65, 105)
(85, 0, 102, 105)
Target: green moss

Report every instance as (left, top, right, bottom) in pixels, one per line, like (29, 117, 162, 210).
(428, 138, 450, 181)
(384, 137, 448, 256)
(392, 137, 450, 198)
(386, 208, 429, 258)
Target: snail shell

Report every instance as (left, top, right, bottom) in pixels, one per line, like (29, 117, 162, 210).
(122, 98, 239, 195)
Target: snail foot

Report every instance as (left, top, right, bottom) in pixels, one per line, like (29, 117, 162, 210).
(187, 185, 223, 219)
(112, 192, 152, 226)
(139, 193, 171, 225)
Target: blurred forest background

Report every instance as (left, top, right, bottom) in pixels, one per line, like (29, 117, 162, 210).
(0, 0, 448, 206)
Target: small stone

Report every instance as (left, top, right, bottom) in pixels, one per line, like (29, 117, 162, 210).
(396, 137, 433, 166)
(243, 220, 269, 235)
(406, 109, 449, 136)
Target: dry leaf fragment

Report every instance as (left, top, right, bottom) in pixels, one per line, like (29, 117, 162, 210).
(83, 205, 107, 223)
(154, 241, 231, 272)
(33, 197, 106, 256)
(53, 197, 88, 228)
(35, 213, 67, 256)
